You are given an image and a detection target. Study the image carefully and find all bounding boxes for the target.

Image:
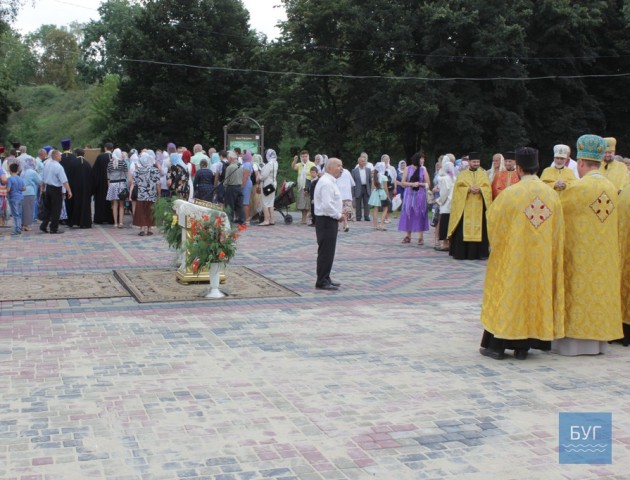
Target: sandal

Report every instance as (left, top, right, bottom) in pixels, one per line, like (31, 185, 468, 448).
(417, 238, 424, 245)
(401, 236, 411, 244)
(147, 231, 154, 236)
(138, 231, 146, 236)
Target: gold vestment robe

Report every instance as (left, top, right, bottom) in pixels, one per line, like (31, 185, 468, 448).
(491, 170, 520, 199)
(540, 166, 577, 195)
(600, 160, 629, 191)
(619, 186, 630, 325)
(447, 169, 492, 241)
(481, 176, 565, 340)
(561, 171, 622, 340)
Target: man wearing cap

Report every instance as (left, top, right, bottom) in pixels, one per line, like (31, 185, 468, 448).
(541, 144, 577, 195)
(491, 151, 520, 199)
(40, 149, 72, 234)
(447, 152, 492, 260)
(599, 137, 629, 192)
(552, 134, 622, 355)
(480, 147, 565, 360)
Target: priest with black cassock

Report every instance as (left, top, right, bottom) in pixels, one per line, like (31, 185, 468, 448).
(92, 143, 115, 224)
(69, 148, 93, 228)
(59, 139, 81, 227)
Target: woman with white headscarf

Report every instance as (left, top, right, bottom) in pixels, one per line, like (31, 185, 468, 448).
(131, 151, 160, 236)
(258, 149, 278, 225)
(436, 161, 455, 251)
(20, 157, 41, 231)
(250, 153, 263, 222)
(106, 148, 129, 228)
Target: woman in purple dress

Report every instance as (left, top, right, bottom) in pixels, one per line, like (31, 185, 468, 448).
(398, 152, 430, 245)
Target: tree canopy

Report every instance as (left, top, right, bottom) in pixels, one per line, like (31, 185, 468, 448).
(3, 0, 630, 165)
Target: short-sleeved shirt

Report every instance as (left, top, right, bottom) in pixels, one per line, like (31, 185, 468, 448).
(6, 175, 24, 200)
(224, 163, 242, 186)
(42, 160, 68, 187)
(133, 166, 161, 202)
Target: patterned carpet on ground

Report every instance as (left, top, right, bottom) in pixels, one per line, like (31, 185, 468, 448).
(113, 266, 299, 303)
(0, 274, 130, 301)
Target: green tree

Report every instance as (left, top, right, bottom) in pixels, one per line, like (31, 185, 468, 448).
(89, 73, 120, 137)
(26, 25, 81, 90)
(80, 0, 143, 83)
(111, 0, 265, 148)
(0, 0, 27, 127)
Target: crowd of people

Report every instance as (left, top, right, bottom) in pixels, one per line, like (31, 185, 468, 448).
(0, 140, 281, 235)
(2, 138, 629, 354)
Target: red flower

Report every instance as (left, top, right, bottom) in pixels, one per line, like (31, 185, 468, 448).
(232, 233, 239, 240)
(202, 215, 209, 222)
(237, 223, 247, 232)
(192, 258, 200, 274)
(219, 251, 226, 260)
(215, 216, 223, 228)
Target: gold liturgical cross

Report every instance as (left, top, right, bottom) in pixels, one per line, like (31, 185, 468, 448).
(524, 197, 553, 229)
(589, 192, 615, 223)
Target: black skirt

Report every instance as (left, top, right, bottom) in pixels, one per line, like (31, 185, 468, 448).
(438, 213, 450, 240)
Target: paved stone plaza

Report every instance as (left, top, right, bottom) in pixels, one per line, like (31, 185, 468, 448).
(1, 214, 629, 480)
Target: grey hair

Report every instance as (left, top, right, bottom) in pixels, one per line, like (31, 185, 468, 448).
(227, 151, 238, 161)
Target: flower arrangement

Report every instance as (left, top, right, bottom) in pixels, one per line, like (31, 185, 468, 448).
(153, 197, 183, 250)
(187, 213, 247, 273)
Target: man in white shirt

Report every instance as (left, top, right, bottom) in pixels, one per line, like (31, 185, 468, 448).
(314, 158, 344, 291)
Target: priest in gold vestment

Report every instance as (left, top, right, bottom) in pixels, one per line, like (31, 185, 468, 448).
(552, 134, 623, 356)
(540, 144, 577, 195)
(491, 151, 520, 199)
(616, 185, 630, 345)
(480, 147, 565, 360)
(599, 137, 629, 192)
(447, 152, 492, 260)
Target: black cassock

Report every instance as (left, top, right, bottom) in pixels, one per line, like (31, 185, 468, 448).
(92, 152, 114, 224)
(61, 152, 93, 228)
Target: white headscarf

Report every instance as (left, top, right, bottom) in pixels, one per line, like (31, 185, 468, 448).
(265, 149, 277, 164)
(112, 148, 123, 169)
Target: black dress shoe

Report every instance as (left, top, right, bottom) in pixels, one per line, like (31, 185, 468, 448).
(329, 281, 341, 287)
(514, 349, 529, 360)
(364, 217, 371, 221)
(479, 347, 504, 360)
(49, 229, 65, 234)
(315, 284, 338, 291)
(39, 226, 48, 233)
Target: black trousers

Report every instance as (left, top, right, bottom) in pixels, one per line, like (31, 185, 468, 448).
(315, 215, 338, 287)
(355, 185, 370, 220)
(224, 185, 244, 224)
(41, 185, 63, 232)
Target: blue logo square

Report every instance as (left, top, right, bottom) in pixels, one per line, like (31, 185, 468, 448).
(559, 412, 612, 464)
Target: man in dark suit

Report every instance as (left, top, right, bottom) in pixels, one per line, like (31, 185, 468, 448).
(351, 154, 372, 221)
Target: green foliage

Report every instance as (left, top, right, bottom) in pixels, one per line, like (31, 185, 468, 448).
(3, 84, 102, 149)
(152, 196, 182, 250)
(187, 213, 246, 270)
(89, 74, 120, 137)
(26, 25, 81, 90)
(80, 0, 143, 83)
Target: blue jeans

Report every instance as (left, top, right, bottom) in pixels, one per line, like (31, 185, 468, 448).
(9, 198, 23, 233)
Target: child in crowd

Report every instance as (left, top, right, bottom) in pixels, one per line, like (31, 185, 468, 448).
(6, 163, 25, 235)
(308, 166, 319, 227)
(368, 168, 389, 231)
